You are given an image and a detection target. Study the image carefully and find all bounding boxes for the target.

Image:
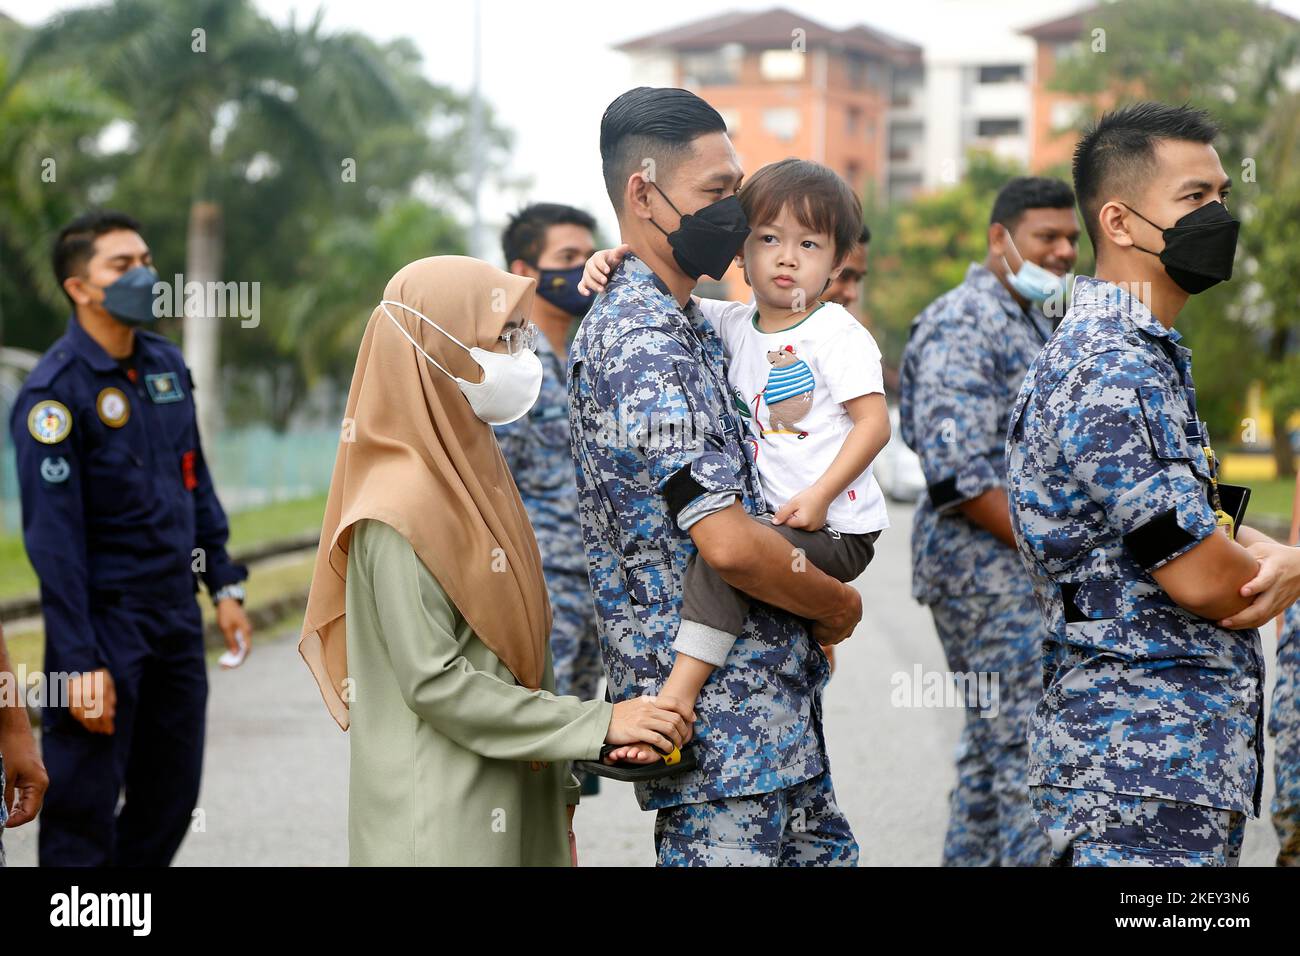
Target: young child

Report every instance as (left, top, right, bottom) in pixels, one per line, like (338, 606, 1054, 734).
(581, 159, 891, 766)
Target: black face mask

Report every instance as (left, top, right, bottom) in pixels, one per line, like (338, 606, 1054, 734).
(1124, 200, 1240, 295)
(649, 182, 750, 280)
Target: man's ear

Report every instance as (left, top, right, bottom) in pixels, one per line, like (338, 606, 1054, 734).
(987, 222, 1007, 258)
(63, 275, 96, 307)
(1098, 201, 1136, 249)
(627, 172, 655, 222)
(509, 258, 539, 280)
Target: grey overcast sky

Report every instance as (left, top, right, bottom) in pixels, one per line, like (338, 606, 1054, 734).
(13, 0, 1300, 259)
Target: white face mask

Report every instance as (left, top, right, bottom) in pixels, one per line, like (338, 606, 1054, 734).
(381, 299, 544, 426)
(1000, 230, 1067, 305)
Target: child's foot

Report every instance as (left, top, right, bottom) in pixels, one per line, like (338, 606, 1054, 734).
(602, 743, 661, 765)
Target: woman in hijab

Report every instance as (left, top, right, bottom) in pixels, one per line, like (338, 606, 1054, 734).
(300, 256, 692, 866)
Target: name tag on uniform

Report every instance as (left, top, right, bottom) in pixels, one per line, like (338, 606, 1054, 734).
(532, 404, 566, 422)
(145, 372, 185, 403)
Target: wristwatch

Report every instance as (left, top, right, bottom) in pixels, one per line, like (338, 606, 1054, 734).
(214, 583, 246, 605)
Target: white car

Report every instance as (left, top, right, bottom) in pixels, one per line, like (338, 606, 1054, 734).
(873, 405, 927, 504)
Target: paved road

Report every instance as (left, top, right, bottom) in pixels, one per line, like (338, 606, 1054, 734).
(3, 500, 1283, 865)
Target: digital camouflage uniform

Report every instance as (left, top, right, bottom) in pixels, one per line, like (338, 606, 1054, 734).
(898, 263, 1052, 866)
(1274, 600, 1300, 865)
(494, 333, 602, 705)
(569, 253, 856, 866)
(1007, 275, 1264, 867)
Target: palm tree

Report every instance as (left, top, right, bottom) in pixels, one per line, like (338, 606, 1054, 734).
(0, 14, 119, 347)
(13, 0, 416, 439)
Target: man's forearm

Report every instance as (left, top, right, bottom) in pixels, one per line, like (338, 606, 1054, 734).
(956, 486, 1017, 548)
(709, 516, 849, 621)
(0, 629, 29, 732)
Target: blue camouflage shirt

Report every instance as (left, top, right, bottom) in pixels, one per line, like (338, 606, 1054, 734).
(493, 334, 586, 575)
(568, 254, 829, 811)
(899, 263, 1050, 603)
(1006, 275, 1264, 815)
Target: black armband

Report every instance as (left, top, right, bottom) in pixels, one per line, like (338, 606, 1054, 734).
(663, 464, 709, 523)
(927, 476, 961, 510)
(1122, 507, 1198, 571)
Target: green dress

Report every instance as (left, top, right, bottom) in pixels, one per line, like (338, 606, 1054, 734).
(344, 518, 612, 866)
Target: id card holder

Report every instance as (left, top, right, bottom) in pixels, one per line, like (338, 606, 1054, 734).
(1216, 483, 1251, 540)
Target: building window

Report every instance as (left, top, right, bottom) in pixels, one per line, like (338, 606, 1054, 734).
(762, 107, 800, 141)
(845, 160, 861, 188)
(846, 106, 861, 136)
(1053, 40, 1081, 63)
(846, 53, 869, 90)
(976, 117, 1022, 137)
(1049, 101, 1077, 131)
(717, 108, 741, 137)
(681, 44, 742, 86)
(760, 49, 805, 81)
(891, 69, 919, 108)
(977, 64, 1024, 84)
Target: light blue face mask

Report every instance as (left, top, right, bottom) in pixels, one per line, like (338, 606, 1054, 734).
(1000, 231, 1065, 304)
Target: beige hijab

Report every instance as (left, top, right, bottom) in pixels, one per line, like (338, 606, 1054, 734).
(299, 255, 549, 730)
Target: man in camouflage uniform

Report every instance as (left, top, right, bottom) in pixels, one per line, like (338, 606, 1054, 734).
(494, 204, 603, 790)
(899, 177, 1078, 866)
(1275, 600, 1300, 865)
(1008, 103, 1300, 865)
(570, 87, 862, 866)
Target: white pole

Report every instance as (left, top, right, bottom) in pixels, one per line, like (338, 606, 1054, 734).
(468, 0, 485, 260)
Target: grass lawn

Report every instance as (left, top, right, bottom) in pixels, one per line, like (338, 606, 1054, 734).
(1225, 475, 1298, 529)
(3, 553, 317, 676)
(0, 493, 326, 601)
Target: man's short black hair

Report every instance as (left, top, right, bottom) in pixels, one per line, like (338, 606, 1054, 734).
(989, 176, 1076, 232)
(1072, 102, 1219, 248)
(599, 86, 728, 213)
(53, 209, 143, 303)
(501, 203, 596, 267)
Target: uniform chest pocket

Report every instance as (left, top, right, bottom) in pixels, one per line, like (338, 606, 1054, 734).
(522, 403, 572, 492)
(150, 396, 193, 454)
(1137, 385, 1212, 482)
(531, 403, 570, 448)
(939, 343, 995, 396)
(84, 438, 148, 514)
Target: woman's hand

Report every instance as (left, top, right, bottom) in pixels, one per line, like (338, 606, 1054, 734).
(605, 693, 694, 755)
(577, 244, 630, 296)
(1220, 541, 1300, 629)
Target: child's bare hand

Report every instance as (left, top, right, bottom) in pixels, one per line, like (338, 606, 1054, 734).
(602, 743, 661, 764)
(772, 487, 830, 531)
(578, 244, 630, 296)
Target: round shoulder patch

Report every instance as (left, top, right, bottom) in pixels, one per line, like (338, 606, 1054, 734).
(27, 400, 72, 445)
(96, 387, 130, 428)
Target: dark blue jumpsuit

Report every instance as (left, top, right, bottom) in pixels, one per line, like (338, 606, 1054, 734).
(9, 315, 246, 866)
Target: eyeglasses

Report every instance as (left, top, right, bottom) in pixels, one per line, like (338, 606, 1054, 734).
(498, 322, 539, 356)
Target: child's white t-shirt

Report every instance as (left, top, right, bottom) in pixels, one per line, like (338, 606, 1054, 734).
(697, 298, 889, 535)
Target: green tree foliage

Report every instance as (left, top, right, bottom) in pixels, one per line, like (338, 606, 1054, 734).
(863, 151, 1027, 368)
(3, 0, 513, 429)
(1048, 0, 1300, 472)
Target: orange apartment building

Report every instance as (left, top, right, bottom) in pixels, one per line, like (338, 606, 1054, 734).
(1022, 5, 1101, 174)
(617, 7, 923, 299)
